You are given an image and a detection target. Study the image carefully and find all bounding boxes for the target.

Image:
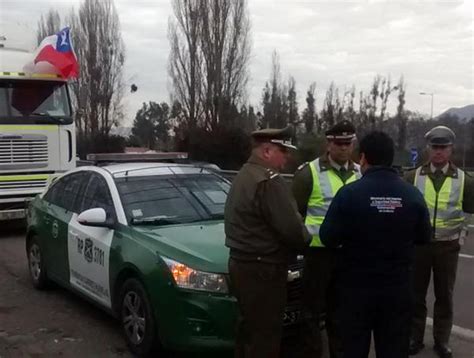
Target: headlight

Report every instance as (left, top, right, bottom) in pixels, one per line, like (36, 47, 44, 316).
(162, 257, 228, 294)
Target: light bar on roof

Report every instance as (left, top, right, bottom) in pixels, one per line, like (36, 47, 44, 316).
(86, 152, 189, 162)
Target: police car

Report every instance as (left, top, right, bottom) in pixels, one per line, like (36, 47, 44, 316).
(26, 160, 237, 356)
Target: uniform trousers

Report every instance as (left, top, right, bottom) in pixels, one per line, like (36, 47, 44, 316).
(411, 239, 460, 345)
(228, 257, 288, 358)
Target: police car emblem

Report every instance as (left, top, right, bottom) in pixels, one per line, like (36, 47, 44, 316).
(84, 238, 93, 263)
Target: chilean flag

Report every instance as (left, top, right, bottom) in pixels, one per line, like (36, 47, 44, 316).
(32, 27, 79, 79)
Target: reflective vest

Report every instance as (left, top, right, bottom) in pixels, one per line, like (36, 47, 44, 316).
(414, 167, 465, 240)
(304, 158, 361, 247)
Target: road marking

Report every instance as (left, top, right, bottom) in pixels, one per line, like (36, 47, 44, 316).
(427, 317, 474, 341)
(459, 253, 474, 259)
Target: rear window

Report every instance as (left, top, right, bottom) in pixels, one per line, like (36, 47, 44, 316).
(115, 174, 230, 225)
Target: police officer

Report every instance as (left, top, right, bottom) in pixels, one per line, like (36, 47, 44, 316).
(292, 120, 360, 358)
(320, 131, 431, 358)
(406, 126, 474, 358)
(225, 127, 311, 358)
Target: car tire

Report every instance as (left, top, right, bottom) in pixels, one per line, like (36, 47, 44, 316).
(119, 278, 161, 357)
(27, 235, 49, 289)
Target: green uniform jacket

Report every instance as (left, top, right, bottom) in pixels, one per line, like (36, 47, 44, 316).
(292, 153, 360, 218)
(404, 162, 474, 214)
(224, 154, 311, 263)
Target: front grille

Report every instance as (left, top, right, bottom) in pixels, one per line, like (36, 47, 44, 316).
(0, 135, 48, 165)
(0, 178, 48, 190)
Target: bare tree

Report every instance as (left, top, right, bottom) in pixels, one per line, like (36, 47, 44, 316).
(37, 10, 61, 45)
(168, 0, 251, 132)
(287, 76, 299, 143)
(199, 0, 251, 130)
(168, 0, 202, 129)
(302, 82, 316, 134)
(368, 75, 381, 129)
(396, 76, 407, 150)
(321, 82, 337, 130)
(68, 0, 125, 137)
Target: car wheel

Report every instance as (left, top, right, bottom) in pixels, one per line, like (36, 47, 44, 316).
(119, 278, 160, 357)
(27, 236, 49, 289)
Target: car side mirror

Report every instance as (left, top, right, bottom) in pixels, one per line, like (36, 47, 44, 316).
(77, 208, 115, 229)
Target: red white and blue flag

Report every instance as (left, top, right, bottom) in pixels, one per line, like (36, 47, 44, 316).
(29, 27, 79, 79)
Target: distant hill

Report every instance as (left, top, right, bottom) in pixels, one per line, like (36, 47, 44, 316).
(438, 104, 474, 122)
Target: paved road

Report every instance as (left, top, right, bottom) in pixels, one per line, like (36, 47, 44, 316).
(1, 221, 473, 357)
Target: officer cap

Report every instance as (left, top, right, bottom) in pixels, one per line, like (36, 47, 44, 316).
(425, 126, 456, 146)
(325, 120, 356, 143)
(251, 126, 296, 150)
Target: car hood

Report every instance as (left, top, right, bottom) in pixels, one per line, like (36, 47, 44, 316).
(135, 221, 229, 274)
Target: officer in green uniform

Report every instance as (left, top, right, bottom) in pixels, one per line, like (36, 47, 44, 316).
(405, 126, 474, 358)
(292, 121, 361, 358)
(225, 127, 311, 358)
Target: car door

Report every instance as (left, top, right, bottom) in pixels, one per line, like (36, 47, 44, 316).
(41, 171, 89, 285)
(67, 172, 116, 309)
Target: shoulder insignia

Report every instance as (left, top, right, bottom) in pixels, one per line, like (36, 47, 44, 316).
(266, 168, 280, 179)
(297, 162, 309, 171)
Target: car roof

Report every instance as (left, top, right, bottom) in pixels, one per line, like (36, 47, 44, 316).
(77, 162, 218, 178)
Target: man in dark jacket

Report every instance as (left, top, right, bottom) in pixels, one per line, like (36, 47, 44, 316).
(320, 131, 431, 358)
(225, 127, 311, 358)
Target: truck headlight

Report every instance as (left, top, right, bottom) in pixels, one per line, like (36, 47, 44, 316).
(163, 257, 228, 294)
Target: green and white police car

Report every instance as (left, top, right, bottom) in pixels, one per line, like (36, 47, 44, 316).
(26, 162, 238, 356)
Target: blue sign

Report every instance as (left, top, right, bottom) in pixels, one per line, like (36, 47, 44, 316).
(410, 148, 418, 164)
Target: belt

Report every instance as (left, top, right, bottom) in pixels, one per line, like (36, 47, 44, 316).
(434, 232, 462, 242)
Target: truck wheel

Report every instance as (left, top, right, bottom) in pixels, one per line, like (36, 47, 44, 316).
(119, 278, 161, 357)
(27, 236, 49, 289)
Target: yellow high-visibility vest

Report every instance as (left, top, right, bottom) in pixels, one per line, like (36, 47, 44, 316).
(304, 158, 361, 247)
(414, 167, 465, 239)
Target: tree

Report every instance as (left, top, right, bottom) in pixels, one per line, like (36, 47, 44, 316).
(168, 0, 251, 132)
(37, 10, 61, 44)
(168, 0, 202, 129)
(68, 0, 125, 138)
(287, 76, 299, 144)
(302, 82, 316, 134)
(321, 82, 337, 130)
(130, 102, 171, 150)
(262, 51, 288, 128)
(36, 0, 126, 158)
(395, 76, 407, 150)
(199, 0, 251, 131)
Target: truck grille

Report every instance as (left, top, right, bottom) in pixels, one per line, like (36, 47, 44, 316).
(0, 135, 48, 166)
(0, 177, 48, 191)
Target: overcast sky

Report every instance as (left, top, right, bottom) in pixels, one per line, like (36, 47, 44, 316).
(0, 0, 472, 125)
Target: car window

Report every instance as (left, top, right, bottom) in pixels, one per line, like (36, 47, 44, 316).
(44, 172, 88, 212)
(115, 174, 230, 225)
(79, 174, 115, 217)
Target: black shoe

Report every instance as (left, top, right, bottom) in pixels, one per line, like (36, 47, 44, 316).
(409, 340, 425, 355)
(434, 343, 453, 358)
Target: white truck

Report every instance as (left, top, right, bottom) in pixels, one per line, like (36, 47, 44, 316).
(0, 45, 76, 220)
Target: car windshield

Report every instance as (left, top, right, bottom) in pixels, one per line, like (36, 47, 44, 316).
(115, 174, 230, 226)
(0, 79, 72, 125)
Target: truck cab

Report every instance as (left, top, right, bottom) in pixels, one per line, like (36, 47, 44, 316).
(0, 46, 76, 220)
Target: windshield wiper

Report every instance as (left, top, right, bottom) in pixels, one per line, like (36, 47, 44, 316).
(130, 215, 180, 226)
(29, 113, 68, 124)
